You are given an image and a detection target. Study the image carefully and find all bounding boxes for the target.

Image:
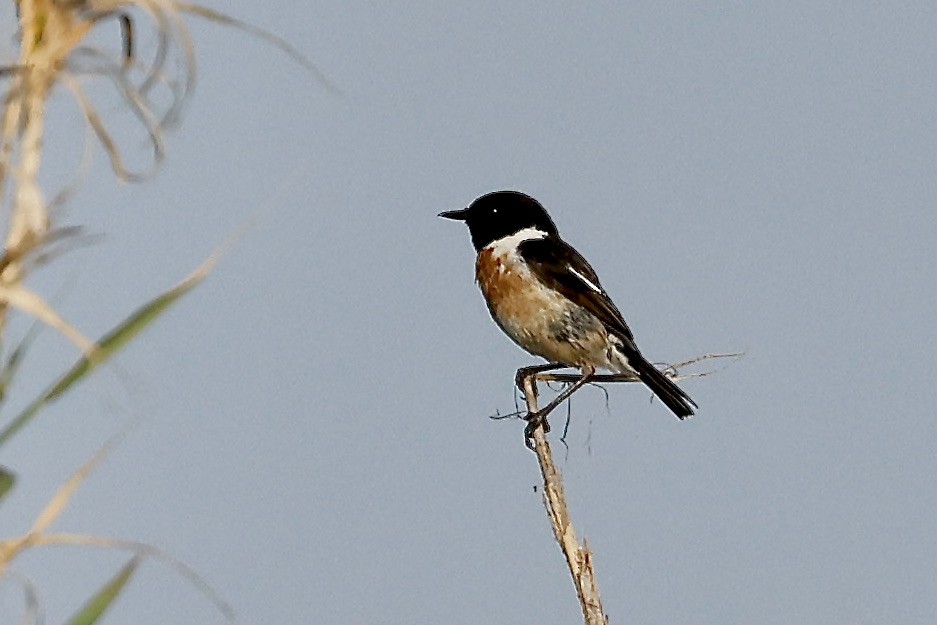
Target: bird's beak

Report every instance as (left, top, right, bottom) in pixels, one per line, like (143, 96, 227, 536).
(438, 208, 469, 221)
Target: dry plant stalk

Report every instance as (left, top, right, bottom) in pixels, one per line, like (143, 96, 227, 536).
(519, 353, 739, 623)
(0, 0, 286, 617)
(522, 373, 608, 625)
(0, 0, 89, 335)
(0, 0, 182, 348)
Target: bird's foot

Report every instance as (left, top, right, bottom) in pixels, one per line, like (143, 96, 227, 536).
(523, 410, 550, 450)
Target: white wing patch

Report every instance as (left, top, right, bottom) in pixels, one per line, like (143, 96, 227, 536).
(567, 265, 602, 293)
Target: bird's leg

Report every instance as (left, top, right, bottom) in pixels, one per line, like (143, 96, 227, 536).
(515, 362, 565, 392)
(524, 365, 595, 447)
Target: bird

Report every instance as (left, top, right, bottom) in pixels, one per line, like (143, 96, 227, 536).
(439, 190, 696, 443)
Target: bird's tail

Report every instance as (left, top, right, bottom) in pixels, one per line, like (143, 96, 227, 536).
(626, 352, 697, 419)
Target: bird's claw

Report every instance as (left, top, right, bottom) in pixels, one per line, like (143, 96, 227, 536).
(523, 410, 550, 450)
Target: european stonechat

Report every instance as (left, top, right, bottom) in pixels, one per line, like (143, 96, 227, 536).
(440, 190, 696, 442)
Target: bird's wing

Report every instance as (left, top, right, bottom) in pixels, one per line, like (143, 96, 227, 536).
(518, 237, 638, 350)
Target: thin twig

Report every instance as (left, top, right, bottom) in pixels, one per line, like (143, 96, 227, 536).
(536, 352, 744, 385)
(522, 374, 607, 625)
(517, 351, 740, 622)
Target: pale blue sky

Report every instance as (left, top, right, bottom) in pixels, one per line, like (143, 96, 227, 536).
(1, 2, 935, 624)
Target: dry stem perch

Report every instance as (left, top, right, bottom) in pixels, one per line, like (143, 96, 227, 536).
(522, 373, 607, 625)
(517, 353, 739, 624)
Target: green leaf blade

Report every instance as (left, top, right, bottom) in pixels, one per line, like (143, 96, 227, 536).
(0, 464, 15, 502)
(0, 261, 210, 449)
(67, 556, 141, 625)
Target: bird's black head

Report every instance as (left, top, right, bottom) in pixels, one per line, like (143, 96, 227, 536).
(438, 190, 559, 251)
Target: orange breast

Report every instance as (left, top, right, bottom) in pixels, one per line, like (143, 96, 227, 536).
(475, 247, 611, 368)
(475, 249, 542, 319)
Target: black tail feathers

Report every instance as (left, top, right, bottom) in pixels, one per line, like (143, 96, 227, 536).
(631, 355, 697, 419)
